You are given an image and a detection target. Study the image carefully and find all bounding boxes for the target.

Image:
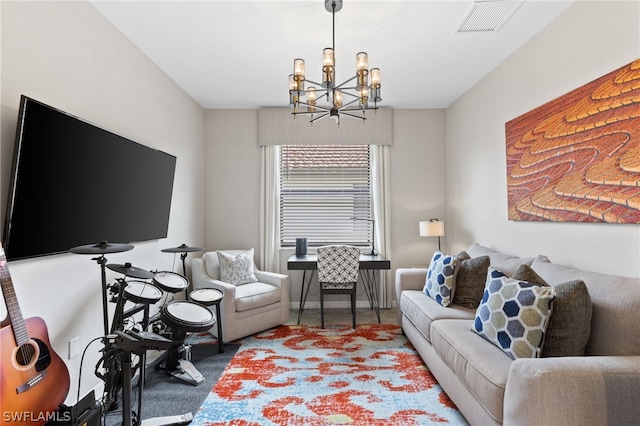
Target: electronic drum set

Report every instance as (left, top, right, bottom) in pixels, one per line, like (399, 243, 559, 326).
(69, 241, 221, 426)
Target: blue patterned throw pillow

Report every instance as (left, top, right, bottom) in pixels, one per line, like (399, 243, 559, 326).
(423, 251, 458, 307)
(472, 268, 556, 359)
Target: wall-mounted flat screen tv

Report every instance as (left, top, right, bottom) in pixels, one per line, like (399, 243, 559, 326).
(3, 95, 177, 261)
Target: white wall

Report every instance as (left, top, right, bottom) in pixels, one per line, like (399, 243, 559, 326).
(447, 1, 640, 277)
(1, 1, 205, 404)
(203, 109, 447, 305)
(203, 110, 261, 252)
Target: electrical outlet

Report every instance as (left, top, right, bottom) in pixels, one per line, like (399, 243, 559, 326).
(69, 336, 80, 360)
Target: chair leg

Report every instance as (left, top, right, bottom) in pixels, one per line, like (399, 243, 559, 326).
(320, 288, 325, 329)
(351, 293, 356, 329)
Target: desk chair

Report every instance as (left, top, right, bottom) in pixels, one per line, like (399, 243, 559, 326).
(317, 245, 361, 328)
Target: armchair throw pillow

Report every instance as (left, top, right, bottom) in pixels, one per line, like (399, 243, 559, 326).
(217, 249, 258, 285)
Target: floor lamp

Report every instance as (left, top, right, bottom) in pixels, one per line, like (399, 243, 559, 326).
(419, 219, 445, 252)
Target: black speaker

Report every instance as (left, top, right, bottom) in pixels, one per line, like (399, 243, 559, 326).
(295, 238, 307, 256)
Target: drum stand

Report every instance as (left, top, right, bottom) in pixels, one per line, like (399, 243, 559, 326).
(151, 326, 206, 386)
(113, 329, 192, 426)
(161, 243, 205, 278)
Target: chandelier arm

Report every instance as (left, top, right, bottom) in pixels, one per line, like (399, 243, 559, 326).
(334, 75, 357, 90)
(339, 97, 360, 108)
(293, 111, 328, 116)
(341, 106, 379, 112)
(336, 90, 360, 100)
(310, 113, 330, 123)
(304, 78, 325, 87)
(293, 103, 333, 113)
(340, 111, 367, 121)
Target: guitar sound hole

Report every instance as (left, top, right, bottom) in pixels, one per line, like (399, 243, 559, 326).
(16, 342, 36, 366)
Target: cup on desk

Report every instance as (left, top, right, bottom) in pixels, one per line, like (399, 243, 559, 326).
(295, 238, 307, 256)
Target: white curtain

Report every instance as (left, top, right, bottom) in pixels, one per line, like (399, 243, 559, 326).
(259, 145, 280, 272)
(371, 144, 392, 308)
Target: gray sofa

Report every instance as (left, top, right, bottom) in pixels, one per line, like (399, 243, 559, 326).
(395, 243, 640, 425)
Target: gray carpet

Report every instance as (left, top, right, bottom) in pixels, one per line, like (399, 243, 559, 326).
(103, 342, 239, 425)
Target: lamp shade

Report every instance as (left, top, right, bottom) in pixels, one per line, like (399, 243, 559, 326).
(419, 220, 445, 237)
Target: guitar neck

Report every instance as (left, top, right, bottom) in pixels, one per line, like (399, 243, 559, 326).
(0, 252, 29, 346)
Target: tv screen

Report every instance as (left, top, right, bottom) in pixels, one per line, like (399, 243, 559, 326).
(3, 95, 177, 261)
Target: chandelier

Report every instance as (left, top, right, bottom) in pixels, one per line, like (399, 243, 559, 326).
(288, 0, 382, 125)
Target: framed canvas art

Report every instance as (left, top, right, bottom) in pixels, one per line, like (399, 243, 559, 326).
(505, 58, 640, 223)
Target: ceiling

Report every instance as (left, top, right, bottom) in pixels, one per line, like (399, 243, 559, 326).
(89, 0, 574, 109)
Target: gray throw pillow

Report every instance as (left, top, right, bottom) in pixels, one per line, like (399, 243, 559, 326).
(452, 251, 490, 309)
(512, 264, 549, 286)
(542, 279, 592, 357)
(513, 265, 592, 356)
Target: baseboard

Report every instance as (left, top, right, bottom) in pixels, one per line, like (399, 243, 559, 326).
(289, 300, 393, 310)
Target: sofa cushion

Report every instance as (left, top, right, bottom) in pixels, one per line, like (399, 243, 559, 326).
(472, 268, 556, 359)
(400, 290, 475, 342)
(423, 251, 458, 307)
(217, 249, 258, 285)
(431, 319, 512, 423)
(453, 251, 490, 309)
(531, 257, 640, 356)
(235, 281, 281, 312)
(468, 243, 535, 276)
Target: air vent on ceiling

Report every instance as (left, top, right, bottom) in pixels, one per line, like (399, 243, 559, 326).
(456, 0, 525, 33)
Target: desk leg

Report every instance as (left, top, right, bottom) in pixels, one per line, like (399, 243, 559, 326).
(359, 269, 381, 323)
(297, 269, 315, 325)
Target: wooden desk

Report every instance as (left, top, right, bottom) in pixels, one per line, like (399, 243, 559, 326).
(287, 253, 391, 325)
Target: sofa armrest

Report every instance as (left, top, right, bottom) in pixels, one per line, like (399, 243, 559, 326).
(254, 270, 290, 291)
(395, 268, 428, 293)
(395, 268, 428, 324)
(504, 356, 640, 426)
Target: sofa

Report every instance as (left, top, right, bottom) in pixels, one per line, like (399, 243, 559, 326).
(395, 243, 640, 426)
(192, 249, 290, 343)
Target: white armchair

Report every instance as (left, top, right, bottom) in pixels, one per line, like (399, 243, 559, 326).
(191, 249, 290, 343)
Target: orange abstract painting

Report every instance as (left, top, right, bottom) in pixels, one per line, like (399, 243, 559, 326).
(506, 58, 640, 223)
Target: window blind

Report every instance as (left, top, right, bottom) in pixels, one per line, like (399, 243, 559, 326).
(280, 145, 373, 248)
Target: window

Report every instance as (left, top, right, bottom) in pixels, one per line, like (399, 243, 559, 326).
(280, 145, 373, 248)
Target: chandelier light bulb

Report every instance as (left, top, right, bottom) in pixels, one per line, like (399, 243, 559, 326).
(333, 90, 343, 109)
(323, 48, 335, 67)
(322, 48, 335, 88)
(356, 52, 368, 72)
(294, 58, 306, 78)
(307, 87, 317, 112)
(370, 68, 381, 88)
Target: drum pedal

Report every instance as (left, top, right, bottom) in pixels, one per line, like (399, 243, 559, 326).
(141, 412, 193, 426)
(170, 359, 205, 385)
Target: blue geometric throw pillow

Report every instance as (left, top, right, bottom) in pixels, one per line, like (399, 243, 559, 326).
(423, 251, 458, 307)
(472, 268, 556, 359)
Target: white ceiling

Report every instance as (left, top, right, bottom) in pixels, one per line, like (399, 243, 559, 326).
(89, 0, 574, 109)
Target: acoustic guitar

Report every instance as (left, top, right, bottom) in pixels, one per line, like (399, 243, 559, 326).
(0, 245, 70, 425)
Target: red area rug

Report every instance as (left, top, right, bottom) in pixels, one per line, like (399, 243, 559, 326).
(191, 324, 468, 425)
